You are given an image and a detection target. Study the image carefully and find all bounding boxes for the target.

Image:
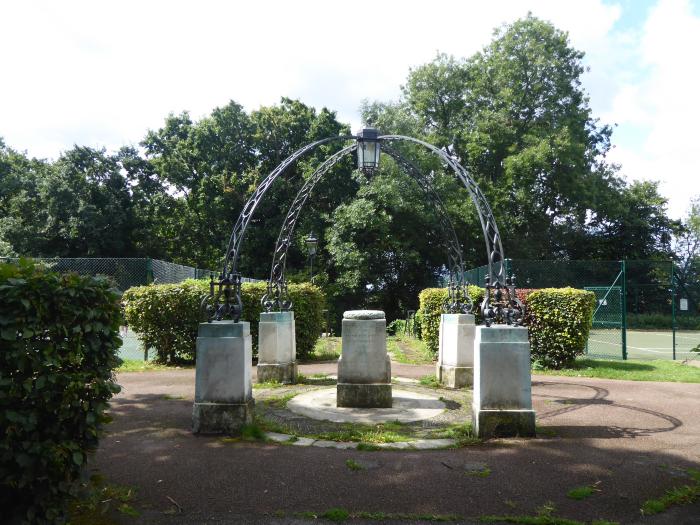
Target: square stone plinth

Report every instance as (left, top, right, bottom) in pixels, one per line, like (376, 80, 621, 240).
(193, 321, 253, 435)
(338, 317, 390, 384)
(473, 408, 536, 439)
(257, 362, 298, 384)
(472, 325, 535, 439)
(337, 383, 392, 408)
(192, 399, 254, 435)
(436, 364, 473, 389)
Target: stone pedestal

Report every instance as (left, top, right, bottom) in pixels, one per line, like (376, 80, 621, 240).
(257, 311, 297, 383)
(437, 313, 475, 388)
(193, 321, 254, 435)
(337, 310, 392, 408)
(472, 325, 536, 439)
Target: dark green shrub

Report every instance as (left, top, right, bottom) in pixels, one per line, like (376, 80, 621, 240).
(627, 313, 700, 330)
(0, 260, 122, 524)
(527, 287, 596, 368)
(122, 280, 325, 362)
(417, 286, 485, 355)
(387, 319, 406, 335)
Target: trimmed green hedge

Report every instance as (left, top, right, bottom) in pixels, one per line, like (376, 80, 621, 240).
(122, 280, 324, 362)
(0, 260, 122, 524)
(526, 287, 596, 368)
(416, 286, 595, 368)
(417, 286, 485, 355)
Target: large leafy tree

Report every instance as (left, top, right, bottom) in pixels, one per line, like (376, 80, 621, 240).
(365, 15, 631, 264)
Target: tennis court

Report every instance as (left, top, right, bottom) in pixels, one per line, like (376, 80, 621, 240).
(587, 328, 700, 361)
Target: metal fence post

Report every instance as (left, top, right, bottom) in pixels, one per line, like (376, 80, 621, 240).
(671, 261, 676, 360)
(145, 258, 154, 285)
(621, 259, 628, 360)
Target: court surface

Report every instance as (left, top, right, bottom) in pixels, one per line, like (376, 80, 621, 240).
(587, 328, 700, 360)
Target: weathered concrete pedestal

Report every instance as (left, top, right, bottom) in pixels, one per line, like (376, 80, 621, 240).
(472, 325, 536, 439)
(437, 313, 475, 388)
(257, 311, 297, 384)
(193, 321, 254, 435)
(337, 310, 392, 408)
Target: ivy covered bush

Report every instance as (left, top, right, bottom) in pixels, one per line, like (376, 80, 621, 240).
(417, 286, 485, 355)
(526, 287, 596, 368)
(122, 280, 325, 362)
(0, 260, 122, 524)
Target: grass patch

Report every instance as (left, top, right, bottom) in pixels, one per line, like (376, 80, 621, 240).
(293, 509, 461, 522)
(346, 459, 364, 471)
(69, 475, 139, 524)
(387, 334, 435, 365)
(640, 468, 700, 515)
(356, 511, 462, 521)
(253, 380, 286, 390)
(220, 423, 267, 443)
(261, 392, 298, 408)
(160, 394, 185, 400)
(116, 359, 183, 372)
(257, 416, 414, 444)
(305, 336, 342, 362)
(419, 374, 440, 388)
(466, 466, 491, 478)
(566, 484, 598, 500)
(480, 501, 618, 525)
(534, 358, 700, 383)
(429, 422, 479, 446)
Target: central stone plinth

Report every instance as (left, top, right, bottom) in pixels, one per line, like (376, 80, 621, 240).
(337, 310, 392, 408)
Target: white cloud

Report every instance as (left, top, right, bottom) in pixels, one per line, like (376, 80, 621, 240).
(605, 0, 700, 219)
(6, 0, 695, 221)
(0, 0, 621, 160)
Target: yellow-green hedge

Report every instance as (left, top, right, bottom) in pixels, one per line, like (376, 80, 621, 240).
(526, 287, 596, 368)
(417, 286, 485, 355)
(123, 280, 324, 362)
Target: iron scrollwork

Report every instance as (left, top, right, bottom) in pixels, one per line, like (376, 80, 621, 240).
(201, 272, 243, 322)
(481, 274, 524, 326)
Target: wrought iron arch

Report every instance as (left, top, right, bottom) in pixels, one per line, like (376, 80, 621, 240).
(206, 131, 522, 326)
(261, 143, 473, 315)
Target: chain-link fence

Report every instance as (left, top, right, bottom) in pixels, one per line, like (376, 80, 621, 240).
(463, 259, 700, 361)
(0, 257, 262, 361)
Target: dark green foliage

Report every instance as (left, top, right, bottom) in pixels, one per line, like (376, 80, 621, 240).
(122, 280, 324, 362)
(527, 288, 596, 368)
(0, 260, 122, 524)
(627, 313, 700, 330)
(417, 286, 485, 355)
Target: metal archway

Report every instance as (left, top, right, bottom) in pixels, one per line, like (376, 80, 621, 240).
(260, 143, 472, 315)
(204, 130, 522, 326)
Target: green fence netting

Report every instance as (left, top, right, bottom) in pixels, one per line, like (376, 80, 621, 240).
(0, 257, 262, 361)
(463, 258, 700, 361)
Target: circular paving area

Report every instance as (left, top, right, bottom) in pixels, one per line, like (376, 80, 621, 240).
(286, 387, 446, 424)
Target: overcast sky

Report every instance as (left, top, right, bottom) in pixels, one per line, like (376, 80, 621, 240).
(1, 0, 698, 219)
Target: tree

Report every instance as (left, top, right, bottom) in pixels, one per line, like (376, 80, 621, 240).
(674, 197, 700, 311)
(366, 15, 625, 264)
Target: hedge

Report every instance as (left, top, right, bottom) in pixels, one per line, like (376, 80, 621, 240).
(122, 280, 325, 362)
(526, 287, 596, 368)
(416, 286, 595, 368)
(0, 260, 122, 524)
(417, 286, 485, 355)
